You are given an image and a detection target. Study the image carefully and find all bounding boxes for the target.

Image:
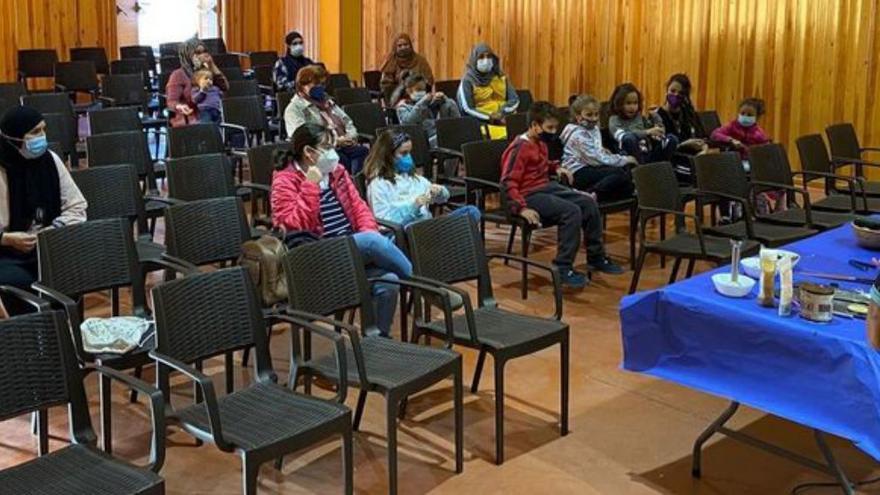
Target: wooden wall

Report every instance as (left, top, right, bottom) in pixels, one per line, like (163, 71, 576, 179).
(223, 0, 319, 61)
(0, 0, 118, 83)
(362, 0, 880, 168)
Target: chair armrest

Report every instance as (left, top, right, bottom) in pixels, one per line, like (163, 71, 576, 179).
(791, 171, 866, 211)
(227, 51, 249, 58)
(31, 282, 83, 341)
(55, 84, 68, 92)
(149, 255, 199, 276)
(366, 276, 459, 348)
(0, 285, 50, 312)
(148, 350, 235, 452)
(143, 194, 184, 206)
(486, 253, 563, 319)
(692, 190, 755, 237)
(407, 275, 480, 343)
(97, 96, 116, 105)
(462, 176, 501, 189)
(220, 122, 248, 133)
(861, 147, 880, 153)
(636, 206, 709, 256)
(376, 219, 406, 249)
(431, 147, 463, 160)
(831, 156, 880, 169)
(749, 180, 812, 214)
(282, 308, 369, 390)
(265, 312, 348, 403)
(86, 364, 165, 472)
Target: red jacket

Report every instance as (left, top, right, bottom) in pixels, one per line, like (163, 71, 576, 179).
(165, 68, 229, 127)
(501, 134, 558, 214)
(271, 163, 378, 235)
(710, 119, 770, 159)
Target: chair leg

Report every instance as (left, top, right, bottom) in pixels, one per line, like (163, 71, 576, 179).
(686, 258, 696, 278)
(130, 366, 142, 403)
(342, 426, 354, 495)
(505, 224, 518, 263)
(471, 348, 488, 393)
(628, 247, 648, 295)
(242, 454, 259, 495)
(454, 360, 464, 473)
(194, 360, 204, 403)
(659, 215, 667, 268)
(521, 229, 531, 300)
(668, 257, 682, 285)
(386, 395, 399, 495)
(241, 347, 250, 368)
(100, 374, 112, 454)
(494, 358, 506, 465)
(399, 289, 409, 343)
(225, 351, 235, 394)
(36, 409, 49, 456)
(352, 389, 368, 432)
(560, 333, 570, 436)
(629, 209, 638, 271)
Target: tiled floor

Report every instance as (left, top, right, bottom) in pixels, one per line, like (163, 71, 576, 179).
(1, 211, 878, 494)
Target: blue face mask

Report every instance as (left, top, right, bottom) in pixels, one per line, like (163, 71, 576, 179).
(737, 114, 757, 127)
(308, 85, 327, 101)
(394, 153, 414, 174)
(11, 134, 49, 159)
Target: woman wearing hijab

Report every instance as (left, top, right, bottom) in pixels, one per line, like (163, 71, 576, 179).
(379, 34, 435, 104)
(165, 37, 229, 127)
(273, 31, 316, 93)
(0, 106, 87, 315)
(457, 43, 520, 139)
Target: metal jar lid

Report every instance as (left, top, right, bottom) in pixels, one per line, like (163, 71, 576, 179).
(800, 283, 834, 296)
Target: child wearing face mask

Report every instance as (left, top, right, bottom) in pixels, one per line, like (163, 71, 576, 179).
(365, 130, 480, 226)
(457, 43, 520, 139)
(394, 74, 460, 146)
(273, 31, 316, 93)
(608, 82, 679, 164)
(653, 73, 708, 181)
(560, 95, 636, 202)
(191, 69, 223, 124)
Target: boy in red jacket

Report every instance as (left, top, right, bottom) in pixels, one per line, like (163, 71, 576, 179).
(501, 102, 623, 288)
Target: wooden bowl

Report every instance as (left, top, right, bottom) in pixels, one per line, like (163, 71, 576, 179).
(852, 222, 880, 250)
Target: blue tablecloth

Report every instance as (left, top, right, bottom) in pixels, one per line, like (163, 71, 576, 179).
(620, 224, 880, 461)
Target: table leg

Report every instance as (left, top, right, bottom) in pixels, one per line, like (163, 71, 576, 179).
(814, 430, 855, 495)
(691, 401, 740, 478)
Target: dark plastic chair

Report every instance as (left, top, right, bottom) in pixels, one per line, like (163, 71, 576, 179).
(225, 79, 260, 98)
(826, 122, 880, 196)
(363, 70, 382, 92)
(749, 143, 853, 230)
(435, 116, 487, 187)
(327, 73, 354, 96)
(248, 50, 278, 68)
(515, 89, 533, 112)
(159, 56, 181, 74)
(110, 58, 151, 84)
(17, 49, 58, 82)
(282, 236, 463, 495)
(32, 218, 192, 454)
(434, 80, 460, 101)
(70, 46, 110, 75)
(251, 64, 274, 90)
(628, 162, 760, 294)
(223, 67, 246, 81)
(88, 106, 141, 135)
(222, 95, 269, 146)
(168, 123, 224, 157)
(213, 53, 241, 69)
(42, 112, 77, 166)
(504, 112, 528, 140)
(406, 214, 569, 464)
(694, 152, 817, 246)
(87, 130, 159, 189)
(246, 142, 290, 222)
(0, 309, 165, 494)
(120, 45, 157, 72)
(54, 61, 100, 100)
(696, 110, 722, 139)
(0, 81, 26, 104)
(22, 91, 76, 133)
(164, 197, 250, 268)
(335, 87, 372, 106)
(796, 133, 880, 213)
(165, 153, 267, 206)
(101, 73, 149, 108)
(342, 102, 386, 143)
(159, 42, 181, 58)
(201, 37, 227, 55)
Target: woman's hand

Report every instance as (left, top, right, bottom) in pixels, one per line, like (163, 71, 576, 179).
(414, 194, 431, 207)
(730, 138, 744, 149)
(336, 136, 355, 147)
(175, 104, 193, 116)
(305, 166, 323, 184)
(1, 232, 37, 253)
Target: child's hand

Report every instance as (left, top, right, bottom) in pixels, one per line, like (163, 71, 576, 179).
(414, 194, 431, 207)
(557, 167, 574, 184)
(520, 208, 541, 226)
(429, 184, 444, 197)
(647, 127, 665, 139)
(730, 138, 744, 149)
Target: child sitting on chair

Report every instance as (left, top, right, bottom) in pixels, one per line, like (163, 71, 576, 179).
(191, 69, 223, 125)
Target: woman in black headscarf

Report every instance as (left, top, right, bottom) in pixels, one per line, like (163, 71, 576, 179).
(273, 31, 316, 92)
(0, 106, 87, 314)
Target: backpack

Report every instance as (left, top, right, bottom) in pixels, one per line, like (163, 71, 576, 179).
(239, 235, 288, 306)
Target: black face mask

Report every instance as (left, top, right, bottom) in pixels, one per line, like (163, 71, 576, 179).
(539, 131, 557, 143)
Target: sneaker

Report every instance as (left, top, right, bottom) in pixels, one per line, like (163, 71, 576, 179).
(588, 256, 625, 275)
(558, 268, 588, 289)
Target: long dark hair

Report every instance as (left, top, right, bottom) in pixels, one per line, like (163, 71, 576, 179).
(610, 83, 642, 117)
(666, 73, 701, 136)
(274, 124, 328, 170)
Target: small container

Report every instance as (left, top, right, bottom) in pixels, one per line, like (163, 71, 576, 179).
(757, 250, 776, 307)
(778, 255, 793, 316)
(800, 283, 835, 323)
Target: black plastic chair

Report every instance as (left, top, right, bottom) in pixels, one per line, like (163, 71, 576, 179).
(70, 46, 110, 75)
(327, 73, 354, 96)
(363, 70, 382, 92)
(246, 142, 290, 222)
(694, 152, 817, 246)
(54, 61, 100, 103)
(0, 309, 165, 494)
(159, 42, 181, 58)
(795, 133, 880, 213)
(342, 102, 386, 143)
(0, 97, 14, 117)
(434, 80, 460, 101)
(249, 50, 278, 68)
(515, 89, 533, 112)
(749, 143, 853, 230)
(504, 112, 528, 140)
(696, 110, 722, 139)
(222, 95, 269, 146)
(42, 112, 78, 166)
(406, 214, 569, 464)
(32, 218, 192, 454)
(282, 236, 463, 495)
(168, 122, 224, 158)
(223, 67, 246, 81)
(335, 87, 372, 106)
(225, 79, 260, 98)
(120, 45, 157, 72)
(165, 153, 268, 208)
(22, 92, 77, 140)
(165, 197, 251, 268)
(213, 53, 242, 69)
(251, 65, 275, 90)
(89, 106, 141, 135)
(110, 58, 151, 84)
(826, 122, 880, 196)
(201, 37, 227, 55)
(629, 162, 760, 294)
(150, 267, 353, 494)
(87, 130, 160, 191)
(0, 81, 26, 104)
(159, 56, 181, 74)
(17, 49, 58, 84)
(101, 73, 149, 108)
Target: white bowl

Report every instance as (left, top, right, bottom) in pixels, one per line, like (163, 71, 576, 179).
(712, 273, 756, 298)
(740, 250, 800, 279)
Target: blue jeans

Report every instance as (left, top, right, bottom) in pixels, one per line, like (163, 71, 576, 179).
(352, 231, 412, 336)
(447, 205, 481, 224)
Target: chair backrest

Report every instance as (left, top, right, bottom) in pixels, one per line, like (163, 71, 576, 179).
(376, 125, 431, 169)
(87, 130, 154, 180)
(72, 164, 147, 234)
(406, 214, 491, 299)
(21, 92, 75, 120)
(18, 49, 58, 78)
(0, 82, 26, 104)
(42, 112, 77, 159)
(0, 310, 92, 442)
(168, 123, 224, 158)
(248, 51, 278, 68)
(223, 67, 245, 81)
(222, 95, 268, 132)
(282, 236, 376, 327)
(110, 58, 150, 82)
(159, 56, 181, 74)
(363, 70, 382, 92)
(152, 267, 261, 365)
(0, 98, 15, 117)
(159, 42, 181, 58)
(342, 102, 386, 137)
(516, 89, 533, 112)
(224, 79, 259, 98)
(434, 80, 460, 100)
(70, 47, 109, 75)
(825, 123, 861, 161)
(102, 73, 148, 107)
(697, 110, 722, 138)
(252, 65, 274, 88)
(212, 53, 240, 69)
(247, 142, 291, 187)
(694, 151, 749, 199)
(462, 138, 509, 184)
(166, 153, 235, 201)
(436, 116, 485, 151)
(796, 134, 833, 174)
(201, 38, 228, 55)
(505, 112, 528, 140)
(335, 87, 372, 106)
(749, 143, 794, 187)
(632, 162, 682, 214)
(88, 106, 141, 135)
(326, 73, 352, 96)
(165, 197, 250, 266)
(120, 45, 156, 69)
(54, 61, 99, 92)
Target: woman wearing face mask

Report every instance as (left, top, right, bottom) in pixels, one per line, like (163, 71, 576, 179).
(0, 106, 87, 315)
(379, 33, 435, 104)
(284, 64, 369, 174)
(271, 124, 412, 336)
(457, 42, 520, 139)
(560, 95, 636, 202)
(394, 73, 460, 146)
(165, 37, 229, 127)
(273, 31, 315, 93)
(654, 73, 708, 181)
(365, 130, 480, 226)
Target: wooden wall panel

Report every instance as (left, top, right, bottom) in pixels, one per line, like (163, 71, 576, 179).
(223, 0, 319, 60)
(0, 0, 118, 83)
(362, 0, 880, 170)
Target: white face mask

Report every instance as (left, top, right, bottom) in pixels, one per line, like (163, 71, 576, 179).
(411, 90, 427, 101)
(289, 44, 304, 57)
(314, 148, 339, 175)
(476, 58, 493, 74)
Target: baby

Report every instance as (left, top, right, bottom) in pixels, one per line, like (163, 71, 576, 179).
(191, 69, 223, 124)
